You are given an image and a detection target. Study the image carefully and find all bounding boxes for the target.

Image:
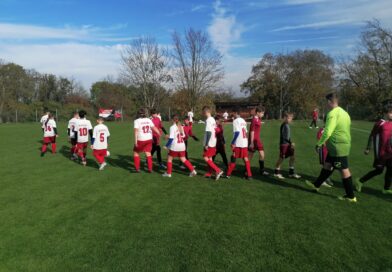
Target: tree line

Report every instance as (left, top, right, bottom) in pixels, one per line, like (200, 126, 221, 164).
(0, 21, 391, 122)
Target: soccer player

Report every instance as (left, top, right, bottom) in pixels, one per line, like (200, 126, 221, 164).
(150, 109, 168, 169)
(354, 107, 392, 194)
(212, 115, 228, 169)
(316, 117, 333, 187)
(226, 109, 252, 179)
(309, 107, 319, 129)
(133, 108, 161, 173)
(274, 112, 301, 180)
(248, 107, 269, 176)
(67, 111, 79, 160)
(223, 111, 229, 122)
(162, 115, 197, 178)
(41, 113, 58, 156)
(305, 93, 356, 202)
(202, 106, 224, 180)
(187, 109, 194, 126)
(182, 117, 199, 161)
(40, 110, 50, 131)
(74, 110, 93, 166)
(91, 117, 110, 171)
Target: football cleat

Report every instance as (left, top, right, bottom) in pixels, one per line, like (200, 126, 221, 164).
(159, 164, 167, 170)
(189, 170, 197, 177)
(82, 160, 87, 166)
(99, 162, 107, 171)
(162, 172, 172, 178)
(274, 174, 285, 180)
(354, 178, 363, 192)
(338, 195, 357, 203)
(321, 181, 332, 188)
(215, 171, 224, 181)
(382, 189, 392, 195)
(106, 151, 110, 157)
(289, 173, 301, 179)
(305, 180, 320, 192)
(261, 171, 270, 176)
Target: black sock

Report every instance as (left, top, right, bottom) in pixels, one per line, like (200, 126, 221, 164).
(384, 167, 392, 190)
(289, 167, 295, 175)
(360, 168, 383, 183)
(314, 168, 334, 188)
(275, 169, 280, 175)
(222, 152, 229, 168)
(343, 176, 355, 199)
(259, 160, 265, 172)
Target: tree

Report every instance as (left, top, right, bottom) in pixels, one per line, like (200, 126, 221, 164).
(171, 28, 224, 109)
(340, 20, 392, 118)
(120, 37, 172, 109)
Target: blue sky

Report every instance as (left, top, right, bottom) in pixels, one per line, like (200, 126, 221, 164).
(1, 0, 391, 92)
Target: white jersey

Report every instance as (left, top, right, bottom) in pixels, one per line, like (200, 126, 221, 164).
(93, 124, 110, 150)
(168, 124, 186, 152)
(188, 111, 194, 122)
(134, 118, 155, 141)
(223, 112, 229, 120)
(75, 118, 92, 143)
(40, 114, 49, 128)
(43, 119, 57, 137)
(204, 116, 217, 147)
(233, 117, 248, 148)
(67, 117, 79, 138)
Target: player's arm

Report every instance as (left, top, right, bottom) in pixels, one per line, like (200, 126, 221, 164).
(249, 121, 255, 147)
(161, 126, 168, 135)
(231, 123, 240, 149)
(53, 122, 58, 136)
(91, 129, 96, 149)
(152, 126, 161, 136)
(165, 127, 175, 150)
(317, 113, 336, 147)
(134, 128, 138, 146)
(282, 125, 291, 145)
(365, 124, 378, 154)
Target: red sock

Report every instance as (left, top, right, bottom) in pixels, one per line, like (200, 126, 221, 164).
(52, 143, 56, 153)
(207, 160, 221, 173)
(227, 163, 236, 176)
(245, 160, 252, 177)
(147, 156, 153, 172)
(167, 162, 173, 174)
(134, 156, 140, 171)
(184, 160, 194, 172)
(41, 144, 47, 153)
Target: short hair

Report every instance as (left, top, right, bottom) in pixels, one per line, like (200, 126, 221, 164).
(384, 106, 392, 113)
(256, 106, 265, 113)
(326, 92, 338, 102)
(172, 115, 179, 122)
(233, 107, 241, 114)
(73, 111, 79, 116)
(215, 114, 222, 120)
(97, 116, 104, 121)
(202, 106, 211, 112)
(150, 108, 157, 115)
(137, 108, 147, 118)
(79, 110, 87, 118)
(284, 112, 294, 118)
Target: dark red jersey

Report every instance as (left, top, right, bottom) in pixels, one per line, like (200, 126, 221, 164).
(183, 125, 193, 141)
(312, 110, 319, 120)
(151, 117, 163, 137)
(317, 128, 328, 164)
(215, 124, 225, 147)
(371, 119, 392, 158)
(249, 116, 262, 140)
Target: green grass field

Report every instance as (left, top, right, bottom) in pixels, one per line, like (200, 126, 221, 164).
(0, 120, 391, 271)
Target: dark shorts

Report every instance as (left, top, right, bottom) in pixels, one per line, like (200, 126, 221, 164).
(232, 147, 249, 159)
(70, 138, 77, 146)
(249, 139, 264, 152)
(373, 156, 392, 168)
(325, 155, 349, 170)
(280, 144, 294, 159)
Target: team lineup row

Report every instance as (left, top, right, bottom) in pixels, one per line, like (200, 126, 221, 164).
(39, 92, 392, 202)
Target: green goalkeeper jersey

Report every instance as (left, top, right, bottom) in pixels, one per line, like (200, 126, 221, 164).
(317, 106, 351, 157)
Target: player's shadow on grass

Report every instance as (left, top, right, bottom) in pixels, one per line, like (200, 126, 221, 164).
(106, 154, 133, 172)
(59, 145, 97, 169)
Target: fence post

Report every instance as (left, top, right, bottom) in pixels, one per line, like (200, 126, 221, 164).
(35, 109, 38, 122)
(55, 109, 58, 121)
(121, 107, 124, 122)
(15, 109, 18, 123)
(168, 107, 171, 121)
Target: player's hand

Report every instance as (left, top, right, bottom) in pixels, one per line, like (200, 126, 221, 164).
(231, 144, 236, 151)
(249, 143, 254, 150)
(204, 145, 209, 151)
(193, 136, 199, 141)
(291, 142, 295, 148)
(364, 149, 370, 155)
(90, 145, 94, 150)
(163, 146, 168, 150)
(165, 135, 169, 140)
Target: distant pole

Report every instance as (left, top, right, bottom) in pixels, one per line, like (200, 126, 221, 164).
(56, 108, 58, 121)
(121, 107, 124, 122)
(15, 109, 18, 123)
(168, 107, 171, 121)
(35, 109, 38, 122)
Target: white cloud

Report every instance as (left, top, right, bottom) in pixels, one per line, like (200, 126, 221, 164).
(207, 0, 245, 55)
(272, 19, 353, 32)
(0, 22, 134, 42)
(0, 43, 125, 88)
